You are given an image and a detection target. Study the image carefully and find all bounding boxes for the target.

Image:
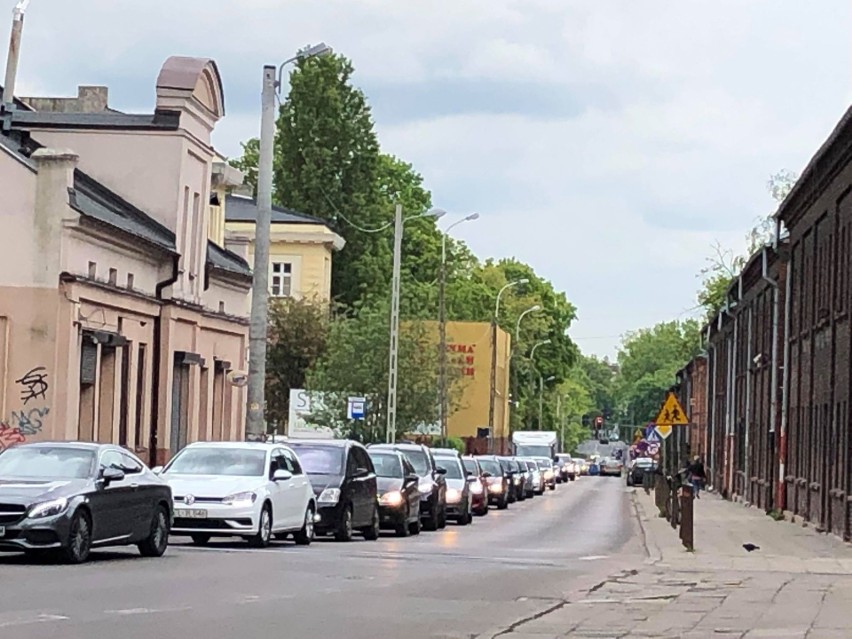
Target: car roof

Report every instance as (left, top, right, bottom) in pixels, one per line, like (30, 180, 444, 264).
(183, 441, 277, 451)
(370, 442, 427, 452)
(287, 439, 352, 449)
(432, 448, 461, 457)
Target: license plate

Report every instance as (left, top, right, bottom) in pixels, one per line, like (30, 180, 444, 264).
(175, 508, 207, 519)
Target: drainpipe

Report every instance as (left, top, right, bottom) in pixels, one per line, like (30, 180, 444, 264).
(762, 246, 781, 511)
(779, 225, 792, 513)
(149, 256, 179, 468)
(744, 301, 753, 504)
(2, 0, 29, 122)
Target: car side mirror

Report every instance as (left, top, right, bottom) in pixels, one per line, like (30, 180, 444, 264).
(481, 471, 492, 478)
(354, 467, 370, 479)
(151, 466, 163, 475)
(466, 475, 478, 483)
(101, 467, 125, 485)
(273, 469, 293, 482)
(435, 467, 447, 476)
(464, 470, 472, 477)
(404, 473, 418, 484)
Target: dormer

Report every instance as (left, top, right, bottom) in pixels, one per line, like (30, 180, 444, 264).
(155, 56, 225, 145)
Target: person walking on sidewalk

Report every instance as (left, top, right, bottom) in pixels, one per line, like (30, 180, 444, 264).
(688, 456, 706, 498)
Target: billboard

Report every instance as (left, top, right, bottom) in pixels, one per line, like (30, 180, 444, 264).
(287, 389, 337, 439)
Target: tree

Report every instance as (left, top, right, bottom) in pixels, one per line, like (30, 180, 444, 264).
(264, 298, 330, 430)
(614, 319, 702, 423)
(305, 299, 463, 442)
(697, 170, 799, 318)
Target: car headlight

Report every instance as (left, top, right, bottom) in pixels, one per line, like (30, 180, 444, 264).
(222, 491, 257, 505)
(446, 488, 462, 504)
(418, 479, 434, 495)
(513, 477, 521, 485)
(318, 488, 341, 505)
(488, 482, 503, 493)
(470, 481, 483, 495)
(27, 497, 69, 519)
(379, 490, 403, 507)
(544, 470, 554, 479)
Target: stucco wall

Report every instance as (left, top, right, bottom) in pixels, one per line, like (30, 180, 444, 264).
(0, 147, 37, 287)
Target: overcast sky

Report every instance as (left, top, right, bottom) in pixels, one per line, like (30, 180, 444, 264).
(6, 1, 851, 358)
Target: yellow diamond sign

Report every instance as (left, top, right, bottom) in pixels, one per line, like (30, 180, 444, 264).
(654, 423, 673, 439)
(654, 392, 689, 426)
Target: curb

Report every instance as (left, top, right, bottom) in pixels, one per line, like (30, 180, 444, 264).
(630, 489, 662, 564)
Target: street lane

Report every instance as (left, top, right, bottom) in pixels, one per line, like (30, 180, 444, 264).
(0, 475, 642, 639)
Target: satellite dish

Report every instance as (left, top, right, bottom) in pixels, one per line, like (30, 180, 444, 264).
(227, 370, 248, 387)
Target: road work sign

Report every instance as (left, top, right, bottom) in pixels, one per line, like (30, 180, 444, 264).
(654, 392, 689, 426)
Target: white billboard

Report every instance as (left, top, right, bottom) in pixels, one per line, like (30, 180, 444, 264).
(287, 389, 337, 439)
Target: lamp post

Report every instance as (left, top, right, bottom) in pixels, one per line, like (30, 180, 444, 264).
(246, 42, 333, 441)
(529, 339, 551, 430)
(387, 206, 446, 444)
(509, 305, 541, 442)
(438, 213, 479, 447)
(488, 278, 528, 453)
(538, 374, 555, 431)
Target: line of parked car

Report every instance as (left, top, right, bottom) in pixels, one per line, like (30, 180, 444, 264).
(0, 439, 592, 564)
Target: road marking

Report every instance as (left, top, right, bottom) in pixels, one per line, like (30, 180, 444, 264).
(579, 555, 609, 561)
(104, 607, 192, 616)
(0, 614, 69, 628)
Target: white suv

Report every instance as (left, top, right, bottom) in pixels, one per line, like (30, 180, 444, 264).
(155, 442, 316, 548)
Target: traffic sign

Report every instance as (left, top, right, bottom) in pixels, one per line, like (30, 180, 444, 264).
(644, 423, 657, 439)
(654, 392, 689, 426)
(655, 424, 673, 439)
(646, 430, 661, 443)
(347, 396, 366, 420)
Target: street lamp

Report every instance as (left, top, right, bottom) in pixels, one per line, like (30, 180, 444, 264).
(246, 42, 334, 440)
(488, 278, 528, 452)
(529, 339, 551, 430)
(387, 206, 446, 444)
(508, 304, 541, 441)
(538, 374, 555, 431)
(438, 212, 479, 446)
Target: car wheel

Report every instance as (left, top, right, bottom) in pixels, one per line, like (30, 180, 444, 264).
(191, 534, 211, 546)
(437, 504, 447, 529)
(248, 503, 272, 548)
(548, 483, 556, 491)
(458, 502, 471, 526)
(293, 504, 315, 546)
(396, 506, 411, 537)
(498, 494, 509, 510)
(363, 505, 380, 541)
(61, 510, 92, 564)
(138, 505, 170, 558)
(334, 505, 354, 542)
(423, 500, 439, 531)
(408, 515, 422, 536)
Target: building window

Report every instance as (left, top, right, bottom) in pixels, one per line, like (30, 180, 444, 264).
(108, 268, 118, 285)
(88, 261, 97, 278)
(126, 273, 135, 290)
(271, 262, 292, 297)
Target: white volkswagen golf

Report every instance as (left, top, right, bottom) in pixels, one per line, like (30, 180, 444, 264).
(155, 442, 316, 548)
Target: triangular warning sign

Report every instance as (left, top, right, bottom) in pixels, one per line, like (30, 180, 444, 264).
(654, 392, 689, 426)
(645, 430, 661, 443)
(655, 424, 673, 439)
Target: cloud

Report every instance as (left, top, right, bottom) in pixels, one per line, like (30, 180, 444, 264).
(3, 0, 850, 358)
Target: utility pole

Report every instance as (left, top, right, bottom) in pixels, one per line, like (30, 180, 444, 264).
(245, 65, 277, 441)
(386, 203, 403, 444)
(488, 279, 526, 453)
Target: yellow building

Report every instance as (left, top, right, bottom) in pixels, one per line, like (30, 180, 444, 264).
(420, 321, 512, 453)
(223, 194, 345, 302)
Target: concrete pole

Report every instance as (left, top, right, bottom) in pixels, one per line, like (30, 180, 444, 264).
(386, 204, 403, 443)
(2, 1, 28, 111)
(438, 232, 448, 446)
(245, 65, 277, 440)
(489, 280, 523, 452)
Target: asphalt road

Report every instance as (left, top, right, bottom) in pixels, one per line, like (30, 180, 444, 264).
(0, 475, 641, 639)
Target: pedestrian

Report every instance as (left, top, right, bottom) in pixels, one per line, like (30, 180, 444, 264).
(688, 455, 706, 498)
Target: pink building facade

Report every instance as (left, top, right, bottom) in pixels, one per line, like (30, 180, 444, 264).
(0, 57, 251, 466)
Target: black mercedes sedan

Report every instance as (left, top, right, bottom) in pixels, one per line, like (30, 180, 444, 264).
(0, 442, 172, 563)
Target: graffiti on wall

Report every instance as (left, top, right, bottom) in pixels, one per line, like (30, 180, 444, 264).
(1, 367, 50, 452)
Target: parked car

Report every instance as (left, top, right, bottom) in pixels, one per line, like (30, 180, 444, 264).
(461, 456, 489, 515)
(599, 456, 624, 477)
(475, 455, 509, 509)
(521, 459, 541, 497)
(158, 441, 315, 548)
(498, 456, 525, 502)
(534, 458, 557, 491)
(367, 449, 421, 536)
(0, 442, 171, 563)
(626, 457, 657, 487)
(369, 443, 447, 530)
(574, 458, 589, 476)
(432, 453, 473, 525)
(288, 440, 379, 542)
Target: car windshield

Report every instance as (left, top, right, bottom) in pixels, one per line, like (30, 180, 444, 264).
(289, 446, 344, 475)
(436, 457, 463, 479)
(166, 448, 266, 476)
(498, 458, 512, 471)
(536, 460, 550, 469)
(403, 450, 431, 476)
(368, 452, 402, 478)
(0, 446, 95, 479)
(478, 459, 502, 475)
(462, 459, 478, 475)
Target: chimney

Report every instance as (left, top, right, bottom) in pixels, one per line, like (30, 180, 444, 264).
(31, 147, 78, 286)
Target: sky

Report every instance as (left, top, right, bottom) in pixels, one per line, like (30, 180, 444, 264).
(5, 1, 851, 358)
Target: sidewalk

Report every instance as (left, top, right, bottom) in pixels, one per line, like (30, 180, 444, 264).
(495, 489, 852, 639)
